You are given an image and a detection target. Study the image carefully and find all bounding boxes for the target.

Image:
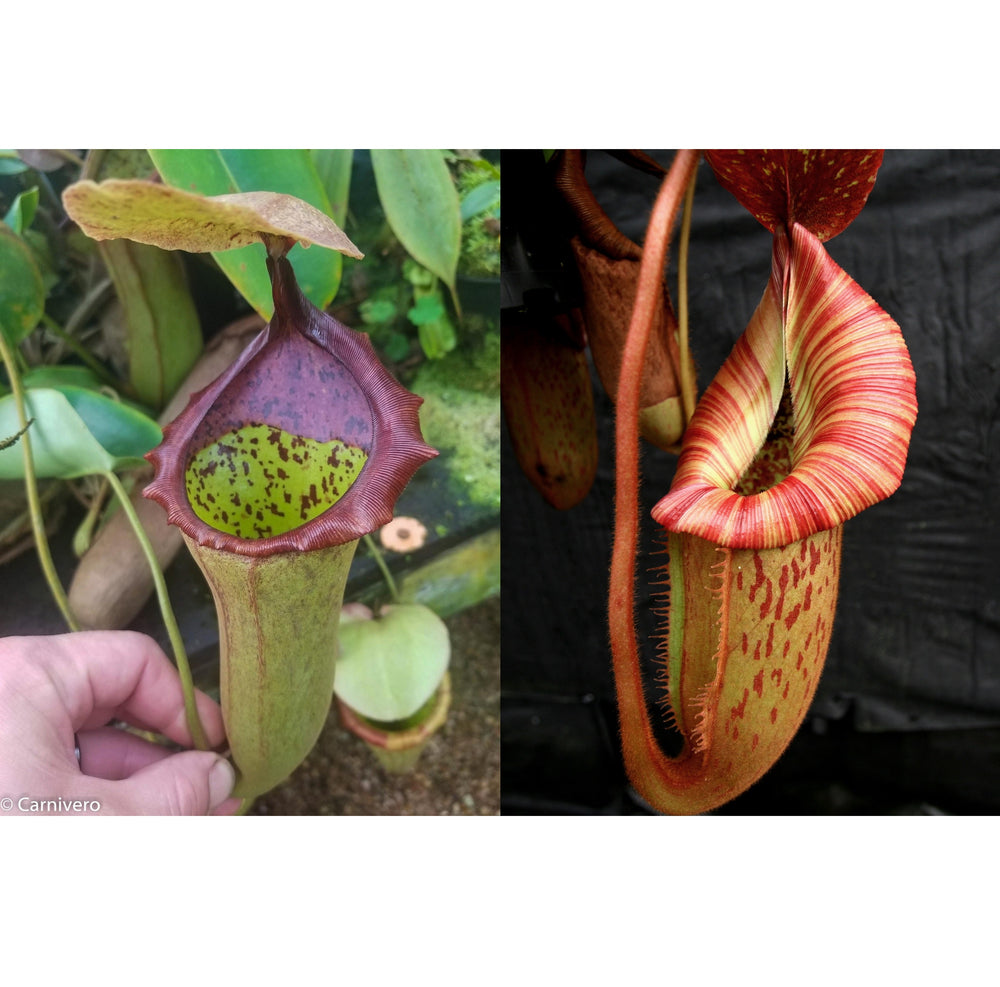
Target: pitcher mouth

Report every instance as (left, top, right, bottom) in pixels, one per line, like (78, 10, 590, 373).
(144, 255, 437, 557)
(651, 223, 917, 551)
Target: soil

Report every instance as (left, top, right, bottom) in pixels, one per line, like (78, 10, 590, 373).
(249, 595, 500, 815)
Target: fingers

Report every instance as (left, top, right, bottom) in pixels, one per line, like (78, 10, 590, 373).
(80, 751, 239, 815)
(9, 631, 227, 749)
(76, 726, 175, 781)
(2, 632, 242, 815)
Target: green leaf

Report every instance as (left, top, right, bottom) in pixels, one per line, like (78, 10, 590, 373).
(3, 186, 39, 234)
(407, 290, 456, 359)
(460, 179, 500, 222)
(334, 604, 450, 722)
(19, 368, 153, 419)
(417, 320, 457, 360)
(0, 386, 162, 479)
(21, 365, 105, 391)
(0, 152, 29, 176)
(148, 149, 346, 317)
(370, 150, 462, 308)
(98, 238, 203, 410)
(310, 150, 353, 225)
(0, 225, 45, 346)
(407, 294, 446, 326)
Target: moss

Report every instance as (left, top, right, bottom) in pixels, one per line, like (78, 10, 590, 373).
(417, 330, 499, 394)
(454, 156, 500, 278)
(460, 216, 500, 278)
(412, 333, 500, 512)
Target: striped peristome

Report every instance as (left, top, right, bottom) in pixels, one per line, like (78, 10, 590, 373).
(652, 222, 917, 549)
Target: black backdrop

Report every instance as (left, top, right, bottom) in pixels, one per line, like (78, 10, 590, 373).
(500, 149, 1000, 814)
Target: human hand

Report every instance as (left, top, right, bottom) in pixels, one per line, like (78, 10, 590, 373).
(0, 630, 240, 815)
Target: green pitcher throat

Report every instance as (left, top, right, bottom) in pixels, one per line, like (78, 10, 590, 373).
(185, 422, 368, 538)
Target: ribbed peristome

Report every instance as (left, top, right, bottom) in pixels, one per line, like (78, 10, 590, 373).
(145, 254, 436, 555)
(652, 222, 917, 549)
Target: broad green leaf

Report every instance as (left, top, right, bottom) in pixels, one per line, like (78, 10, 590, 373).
(19, 341, 155, 418)
(0, 386, 162, 479)
(0, 225, 45, 345)
(370, 150, 462, 307)
(148, 149, 347, 317)
(3, 186, 39, 233)
(219, 149, 348, 309)
(309, 149, 353, 225)
(334, 604, 450, 722)
(99, 237, 203, 410)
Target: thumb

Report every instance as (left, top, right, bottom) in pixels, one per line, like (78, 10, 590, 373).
(90, 751, 237, 815)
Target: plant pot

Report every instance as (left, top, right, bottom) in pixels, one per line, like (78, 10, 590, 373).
(337, 672, 451, 774)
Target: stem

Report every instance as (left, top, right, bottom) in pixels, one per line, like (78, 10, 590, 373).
(12, 342, 30, 377)
(0, 420, 32, 451)
(102, 469, 210, 751)
(363, 532, 400, 603)
(0, 328, 80, 631)
(607, 149, 700, 803)
(676, 166, 699, 427)
(51, 149, 86, 169)
(65, 278, 114, 338)
(72, 476, 109, 557)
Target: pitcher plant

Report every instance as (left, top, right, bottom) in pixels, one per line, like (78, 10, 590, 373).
(63, 179, 437, 798)
(609, 150, 918, 814)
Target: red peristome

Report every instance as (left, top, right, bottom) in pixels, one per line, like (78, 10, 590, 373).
(144, 255, 436, 556)
(652, 223, 917, 549)
(705, 150, 884, 241)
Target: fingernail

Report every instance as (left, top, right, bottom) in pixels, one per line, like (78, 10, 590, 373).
(208, 758, 236, 810)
